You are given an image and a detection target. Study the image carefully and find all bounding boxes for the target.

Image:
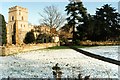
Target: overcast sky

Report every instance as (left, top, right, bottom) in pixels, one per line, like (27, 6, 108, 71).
(0, 0, 119, 25)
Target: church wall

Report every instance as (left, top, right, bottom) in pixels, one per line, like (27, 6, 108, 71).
(0, 43, 60, 56)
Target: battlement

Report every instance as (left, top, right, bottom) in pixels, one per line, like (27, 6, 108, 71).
(9, 6, 28, 12)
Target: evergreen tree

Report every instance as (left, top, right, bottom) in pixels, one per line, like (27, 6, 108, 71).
(75, 2, 88, 41)
(95, 4, 120, 41)
(65, 0, 87, 43)
(0, 14, 7, 45)
(86, 14, 95, 40)
(24, 30, 35, 44)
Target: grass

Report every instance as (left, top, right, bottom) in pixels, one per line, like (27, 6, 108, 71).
(46, 45, 96, 49)
(46, 46, 70, 49)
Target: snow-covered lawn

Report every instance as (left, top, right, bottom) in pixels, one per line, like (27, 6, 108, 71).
(80, 46, 119, 60)
(0, 46, 119, 79)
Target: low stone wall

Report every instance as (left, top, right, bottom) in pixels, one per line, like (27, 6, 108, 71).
(80, 41, 120, 46)
(0, 46, 3, 56)
(0, 43, 59, 56)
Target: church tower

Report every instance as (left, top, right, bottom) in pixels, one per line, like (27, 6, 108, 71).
(7, 6, 28, 45)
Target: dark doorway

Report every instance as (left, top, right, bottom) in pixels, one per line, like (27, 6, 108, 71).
(12, 22, 16, 44)
(44, 38, 46, 43)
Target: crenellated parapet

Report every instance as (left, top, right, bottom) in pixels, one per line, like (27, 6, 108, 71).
(9, 6, 28, 13)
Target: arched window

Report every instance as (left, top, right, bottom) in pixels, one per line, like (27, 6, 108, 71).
(19, 12, 21, 15)
(12, 16, 14, 21)
(22, 16, 24, 20)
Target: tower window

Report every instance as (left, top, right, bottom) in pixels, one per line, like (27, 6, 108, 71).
(12, 16, 14, 21)
(21, 24, 22, 27)
(19, 12, 21, 15)
(24, 25, 25, 27)
(22, 16, 24, 20)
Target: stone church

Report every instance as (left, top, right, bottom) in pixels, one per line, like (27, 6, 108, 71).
(7, 6, 30, 45)
(6, 6, 59, 45)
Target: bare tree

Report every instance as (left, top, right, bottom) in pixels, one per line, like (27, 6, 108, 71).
(39, 5, 65, 29)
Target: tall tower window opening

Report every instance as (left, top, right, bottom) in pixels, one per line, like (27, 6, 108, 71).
(19, 12, 21, 15)
(22, 16, 24, 20)
(12, 16, 14, 21)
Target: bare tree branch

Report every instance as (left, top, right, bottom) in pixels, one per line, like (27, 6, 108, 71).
(39, 5, 65, 29)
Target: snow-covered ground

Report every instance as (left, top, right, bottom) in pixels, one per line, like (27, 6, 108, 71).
(0, 46, 119, 79)
(80, 46, 119, 60)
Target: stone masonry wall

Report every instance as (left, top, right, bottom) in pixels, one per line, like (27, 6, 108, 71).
(0, 43, 59, 56)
